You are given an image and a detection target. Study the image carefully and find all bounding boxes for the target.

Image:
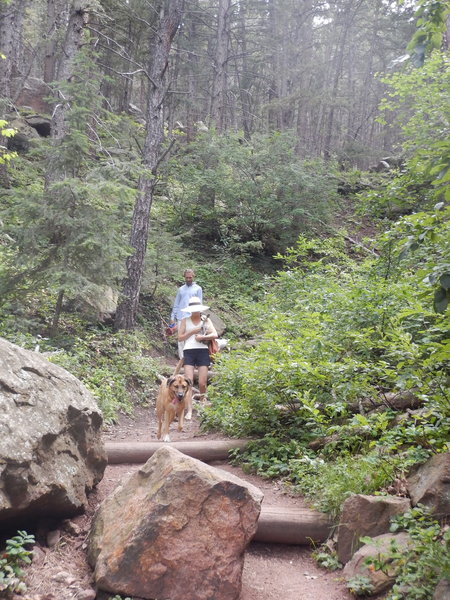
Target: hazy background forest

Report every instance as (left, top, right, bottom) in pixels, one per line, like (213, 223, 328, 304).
(0, 0, 449, 597)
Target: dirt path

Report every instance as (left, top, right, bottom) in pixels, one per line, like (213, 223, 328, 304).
(23, 402, 356, 600)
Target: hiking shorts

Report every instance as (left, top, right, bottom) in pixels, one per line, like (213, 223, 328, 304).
(183, 348, 210, 367)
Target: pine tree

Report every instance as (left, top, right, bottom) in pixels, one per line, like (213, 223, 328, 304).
(0, 46, 139, 335)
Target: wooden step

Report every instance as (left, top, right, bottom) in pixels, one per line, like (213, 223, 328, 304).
(255, 505, 332, 545)
(105, 439, 249, 464)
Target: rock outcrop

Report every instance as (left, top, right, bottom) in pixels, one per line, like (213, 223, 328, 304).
(0, 337, 107, 526)
(407, 452, 450, 517)
(337, 494, 410, 564)
(67, 285, 119, 323)
(11, 76, 52, 114)
(88, 445, 263, 600)
(343, 532, 411, 595)
(433, 578, 450, 600)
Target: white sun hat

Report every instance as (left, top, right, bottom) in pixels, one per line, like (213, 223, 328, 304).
(180, 296, 210, 313)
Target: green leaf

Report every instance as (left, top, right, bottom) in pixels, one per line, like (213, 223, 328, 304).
(1, 128, 15, 138)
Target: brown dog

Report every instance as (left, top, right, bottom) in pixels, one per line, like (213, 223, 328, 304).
(156, 374, 192, 442)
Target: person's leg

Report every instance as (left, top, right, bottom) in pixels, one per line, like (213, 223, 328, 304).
(183, 363, 194, 420)
(197, 365, 208, 397)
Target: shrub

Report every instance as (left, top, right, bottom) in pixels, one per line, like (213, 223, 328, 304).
(47, 330, 160, 423)
(0, 531, 35, 595)
(363, 506, 450, 600)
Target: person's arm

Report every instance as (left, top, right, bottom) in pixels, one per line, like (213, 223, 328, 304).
(170, 289, 182, 322)
(178, 319, 202, 342)
(197, 286, 203, 302)
(196, 318, 217, 343)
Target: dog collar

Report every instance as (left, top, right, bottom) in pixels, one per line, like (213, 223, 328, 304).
(170, 393, 181, 405)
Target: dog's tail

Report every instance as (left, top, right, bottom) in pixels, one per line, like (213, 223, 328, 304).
(173, 357, 184, 376)
(155, 357, 184, 385)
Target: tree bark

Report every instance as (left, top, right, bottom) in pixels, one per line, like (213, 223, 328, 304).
(49, 289, 65, 338)
(50, 0, 89, 144)
(115, 0, 185, 331)
(235, 1, 252, 140)
(0, 0, 28, 98)
(210, 0, 231, 132)
(41, 0, 88, 333)
(322, 0, 364, 160)
(0, 0, 27, 182)
(44, 0, 70, 83)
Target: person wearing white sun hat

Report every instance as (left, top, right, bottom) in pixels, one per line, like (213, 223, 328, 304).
(178, 296, 218, 411)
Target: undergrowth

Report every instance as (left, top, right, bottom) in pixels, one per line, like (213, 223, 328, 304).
(0, 531, 35, 596)
(46, 330, 160, 423)
(363, 506, 450, 600)
(0, 306, 161, 423)
(203, 234, 449, 519)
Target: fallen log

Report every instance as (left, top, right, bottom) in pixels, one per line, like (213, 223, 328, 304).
(106, 439, 249, 464)
(347, 390, 422, 414)
(255, 506, 333, 545)
(308, 427, 371, 451)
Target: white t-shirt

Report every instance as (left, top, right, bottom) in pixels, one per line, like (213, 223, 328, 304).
(183, 316, 209, 350)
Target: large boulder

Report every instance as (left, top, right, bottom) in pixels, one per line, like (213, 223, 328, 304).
(343, 532, 411, 595)
(208, 310, 226, 337)
(337, 494, 410, 564)
(88, 445, 263, 600)
(407, 453, 450, 517)
(67, 285, 119, 323)
(11, 76, 52, 114)
(433, 579, 450, 600)
(0, 338, 107, 526)
(7, 116, 41, 153)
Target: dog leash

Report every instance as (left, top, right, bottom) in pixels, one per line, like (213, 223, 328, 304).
(157, 308, 177, 337)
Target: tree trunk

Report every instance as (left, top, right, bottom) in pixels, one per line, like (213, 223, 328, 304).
(323, 0, 364, 160)
(41, 0, 88, 330)
(50, 0, 89, 144)
(44, 0, 70, 83)
(210, 0, 231, 132)
(235, 1, 252, 140)
(114, 0, 185, 331)
(294, 0, 315, 153)
(0, 0, 27, 182)
(49, 289, 65, 337)
(0, 0, 28, 98)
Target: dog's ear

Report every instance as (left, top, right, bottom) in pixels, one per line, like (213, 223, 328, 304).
(184, 377, 193, 387)
(167, 376, 175, 387)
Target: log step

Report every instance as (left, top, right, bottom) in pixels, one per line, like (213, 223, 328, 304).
(106, 439, 249, 464)
(255, 505, 332, 545)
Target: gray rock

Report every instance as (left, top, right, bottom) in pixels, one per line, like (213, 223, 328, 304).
(208, 310, 226, 336)
(76, 589, 96, 600)
(0, 337, 107, 527)
(24, 115, 51, 137)
(407, 453, 450, 517)
(433, 578, 450, 600)
(46, 529, 61, 548)
(343, 532, 411, 595)
(67, 285, 118, 322)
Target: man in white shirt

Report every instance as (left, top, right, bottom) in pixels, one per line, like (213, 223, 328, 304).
(170, 269, 203, 358)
